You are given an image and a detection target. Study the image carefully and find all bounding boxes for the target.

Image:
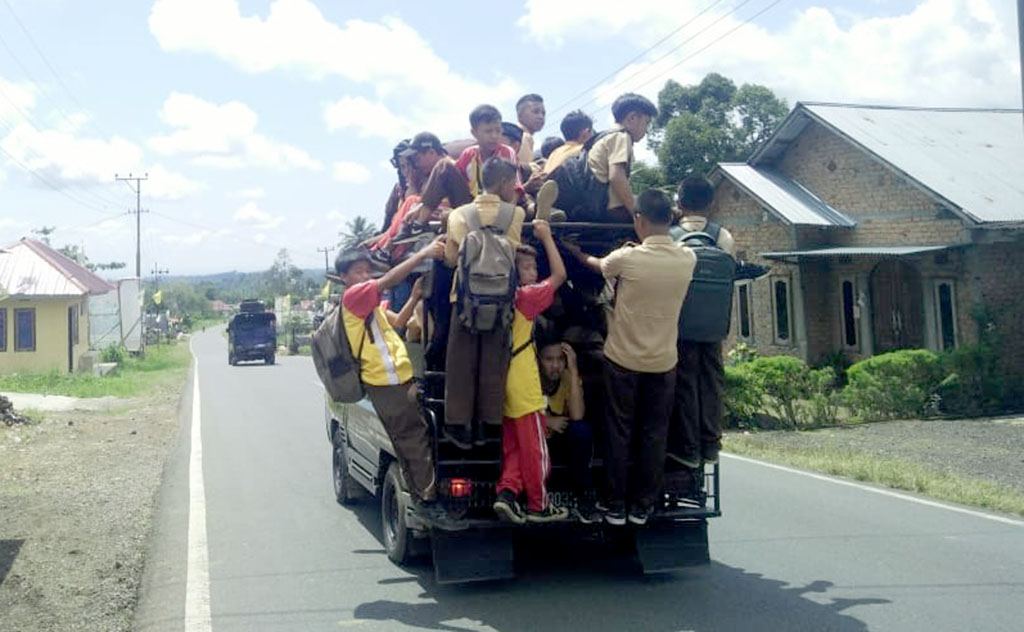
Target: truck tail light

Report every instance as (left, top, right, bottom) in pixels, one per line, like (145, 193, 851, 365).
(446, 478, 473, 498)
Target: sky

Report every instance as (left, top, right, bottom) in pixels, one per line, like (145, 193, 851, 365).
(0, 0, 1020, 276)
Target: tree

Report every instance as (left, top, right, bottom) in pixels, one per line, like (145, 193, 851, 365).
(649, 73, 788, 182)
(56, 243, 126, 273)
(31, 226, 56, 245)
(630, 161, 669, 195)
(264, 248, 303, 297)
(338, 216, 377, 250)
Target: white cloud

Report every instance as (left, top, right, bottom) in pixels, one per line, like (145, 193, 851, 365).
(148, 0, 522, 139)
(331, 160, 371, 183)
(519, 0, 1020, 110)
(233, 201, 284, 229)
(253, 233, 267, 244)
(149, 92, 322, 171)
(144, 164, 206, 200)
(229, 187, 265, 199)
(0, 77, 36, 125)
(162, 227, 231, 245)
(303, 218, 315, 230)
(325, 209, 345, 221)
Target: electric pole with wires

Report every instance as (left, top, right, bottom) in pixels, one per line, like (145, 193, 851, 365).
(316, 245, 336, 272)
(115, 172, 148, 277)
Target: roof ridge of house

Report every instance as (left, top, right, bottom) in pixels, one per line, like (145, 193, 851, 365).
(797, 101, 1023, 114)
(21, 238, 113, 294)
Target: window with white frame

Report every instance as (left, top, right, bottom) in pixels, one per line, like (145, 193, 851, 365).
(840, 278, 858, 349)
(772, 277, 793, 344)
(934, 279, 958, 351)
(736, 281, 753, 341)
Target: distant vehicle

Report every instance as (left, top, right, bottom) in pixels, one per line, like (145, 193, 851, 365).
(228, 300, 276, 365)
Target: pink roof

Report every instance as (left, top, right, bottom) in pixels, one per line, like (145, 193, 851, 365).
(0, 238, 117, 297)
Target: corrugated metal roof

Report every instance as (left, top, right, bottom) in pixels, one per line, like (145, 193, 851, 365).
(761, 245, 953, 260)
(716, 163, 856, 227)
(0, 238, 116, 297)
(756, 103, 1024, 224)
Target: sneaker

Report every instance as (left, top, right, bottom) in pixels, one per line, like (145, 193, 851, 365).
(701, 442, 720, 465)
(493, 490, 526, 525)
(628, 505, 654, 526)
(669, 450, 701, 469)
(443, 425, 473, 450)
(473, 423, 489, 446)
(604, 507, 627, 527)
(534, 180, 559, 222)
(572, 498, 602, 524)
(392, 221, 432, 245)
(526, 502, 570, 523)
(548, 209, 568, 223)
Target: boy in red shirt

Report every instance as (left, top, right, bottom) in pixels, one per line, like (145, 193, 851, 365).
(492, 220, 570, 523)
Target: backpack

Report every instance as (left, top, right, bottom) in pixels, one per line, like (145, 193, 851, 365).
(456, 202, 518, 334)
(677, 223, 737, 343)
(311, 303, 370, 403)
(549, 130, 630, 222)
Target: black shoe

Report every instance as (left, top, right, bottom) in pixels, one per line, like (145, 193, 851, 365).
(701, 442, 720, 465)
(628, 505, 654, 526)
(573, 498, 602, 524)
(473, 424, 488, 446)
(392, 222, 432, 245)
(526, 502, 569, 523)
(414, 500, 466, 531)
(443, 425, 473, 450)
(493, 490, 526, 524)
(602, 502, 626, 526)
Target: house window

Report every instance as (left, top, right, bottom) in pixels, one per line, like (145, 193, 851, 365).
(737, 281, 753, 341)
(934, 280, 958, 351)
(773, 277, 792, 344)
(0, 308, 6, 352)
(841, 279, 858, 348)
(14, 308, 36, 352)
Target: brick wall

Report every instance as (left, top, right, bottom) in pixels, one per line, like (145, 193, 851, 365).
(962, 239, 1024, 376)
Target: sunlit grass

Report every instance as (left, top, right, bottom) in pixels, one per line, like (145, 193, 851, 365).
(0, 343, 190, 399)
(725, 433, 1024, 518)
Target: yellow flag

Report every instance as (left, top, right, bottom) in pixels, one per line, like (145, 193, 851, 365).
(319, 281, 330, 299)
(153, 290, 163, 305)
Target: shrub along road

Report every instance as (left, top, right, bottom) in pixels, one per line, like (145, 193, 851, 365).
(130, 329, 1024, 631)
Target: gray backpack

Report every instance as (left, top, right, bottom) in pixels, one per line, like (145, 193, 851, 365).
(456, 202, 518, 333)
(677, 224, 737, 343)
(311, 303, 369, 402)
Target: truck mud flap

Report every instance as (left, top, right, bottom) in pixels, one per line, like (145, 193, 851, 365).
(431, 529, 514, 584)
(636, 519, 709, 574)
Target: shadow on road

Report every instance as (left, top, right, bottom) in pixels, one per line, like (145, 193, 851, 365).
(0, 539, 24, 586)
(346, 526, 889, 632)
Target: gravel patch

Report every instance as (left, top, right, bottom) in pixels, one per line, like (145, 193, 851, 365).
(734, 416, 1024, 495)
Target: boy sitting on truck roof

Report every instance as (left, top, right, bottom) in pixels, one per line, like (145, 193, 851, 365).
(335, 242, 449, 522)
(492, 219, 571, 524)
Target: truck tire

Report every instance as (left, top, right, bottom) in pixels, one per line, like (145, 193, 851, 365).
(332, 429, 363, 505)
(382, 461, 412, 565)
(229, 353, 236, 366)
(265, 352, 275, 365)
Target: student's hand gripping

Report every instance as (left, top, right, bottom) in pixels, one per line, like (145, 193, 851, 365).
(561, 342, 578, 373)
(532, 219, 552, 244)
(546, 415, 569, 434)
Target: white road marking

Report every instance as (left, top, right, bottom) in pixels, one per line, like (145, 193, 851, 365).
(723, 452, 1024, 527)
(186, 338, 212, 631)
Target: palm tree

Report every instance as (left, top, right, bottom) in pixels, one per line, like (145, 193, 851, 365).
(338, 216, 377, 250)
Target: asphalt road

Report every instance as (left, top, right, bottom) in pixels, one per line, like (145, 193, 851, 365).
(135, 328, 1024, 631)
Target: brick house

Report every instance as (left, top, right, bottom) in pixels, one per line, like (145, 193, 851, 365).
(707, 103, 1024, 375)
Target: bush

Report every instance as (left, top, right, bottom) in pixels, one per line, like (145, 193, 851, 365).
(843, 349, 944, 421)
(724, 363, 764, 428)
(100, 344, 125, 364)
(938, 343, 1014, 417)
(727, 342, 759, 366)
(724, 355, 840, 428)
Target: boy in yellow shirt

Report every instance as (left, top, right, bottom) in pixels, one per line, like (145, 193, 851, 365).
(492, 220, 570, 524)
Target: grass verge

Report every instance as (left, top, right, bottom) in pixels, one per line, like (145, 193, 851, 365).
(724, 433, 1024, 518)
(0, 342, 191, 399)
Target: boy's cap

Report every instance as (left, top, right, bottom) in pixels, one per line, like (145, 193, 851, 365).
(501, 122, 523, 143)
(334, 247, 373, 275)
(391, 138, 412, 166)
(402, 132, 444, 157)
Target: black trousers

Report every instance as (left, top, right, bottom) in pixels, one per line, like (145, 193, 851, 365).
(602, 358, 675, 509)
(669, 340, 724, 463)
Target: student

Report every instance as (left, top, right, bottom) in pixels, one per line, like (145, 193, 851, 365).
(515, 93, 546, 167)
(544, 110, 593, 174)
(501, 122, 534, 185)
(566, 189, 696, 526)
(399, 131, 474, 237)
(585, 94, 658, 221)
(670, 176, 735, 469)
(492, 220, 570, 523)
(537, 335, 600, 523)
(539, 136, 565, 161)
(335, 241, 449, 521)
(443, 157, 525, 448)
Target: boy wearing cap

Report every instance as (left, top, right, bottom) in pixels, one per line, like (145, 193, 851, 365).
(402, 131, 474, 234)
(335, 241, 448, 519)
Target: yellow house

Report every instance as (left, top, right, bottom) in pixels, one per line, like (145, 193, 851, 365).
(0, 238, 116, 374)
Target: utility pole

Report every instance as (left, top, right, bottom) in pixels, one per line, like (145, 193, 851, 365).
(1018, 0, 1023, 125)
(316, 245, 335, 272)
(115, 172, 148, 278)
(151, 263, 169, 289)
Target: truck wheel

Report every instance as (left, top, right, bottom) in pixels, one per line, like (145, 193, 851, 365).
(332, 429, 363, 505)
(229, 354, 236, 366)
(382, 461, 412, 565)
(265, 353, 275, 365)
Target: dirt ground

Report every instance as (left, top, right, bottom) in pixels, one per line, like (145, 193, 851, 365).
(0, 382, 182, 632)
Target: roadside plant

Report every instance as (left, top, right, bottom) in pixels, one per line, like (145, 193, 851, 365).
(843, 349, 944, 421)
(726, 342, 759, 366)
(101, 343, 125, 364)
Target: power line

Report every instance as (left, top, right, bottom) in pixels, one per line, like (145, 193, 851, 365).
(547, 0, 728, 117)
(115, 172, 148, 277)
(0, 141, 121, 215)
(316, 245, 335, 272)
(577, 0, 760, 117)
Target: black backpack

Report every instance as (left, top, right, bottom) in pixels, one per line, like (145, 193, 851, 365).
(677, 223, 737, 343)
(549, 130, 630, 222)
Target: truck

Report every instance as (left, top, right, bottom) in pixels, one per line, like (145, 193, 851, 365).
(228, 300, 277, 365)
(324, 223, 721, 584)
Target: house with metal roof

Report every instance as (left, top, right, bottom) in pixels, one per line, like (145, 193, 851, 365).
(0, 238, 116, 373)
(707, 102, 1024, 374)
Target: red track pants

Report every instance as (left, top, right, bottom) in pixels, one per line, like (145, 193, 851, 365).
(496, 411, 550, 512)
